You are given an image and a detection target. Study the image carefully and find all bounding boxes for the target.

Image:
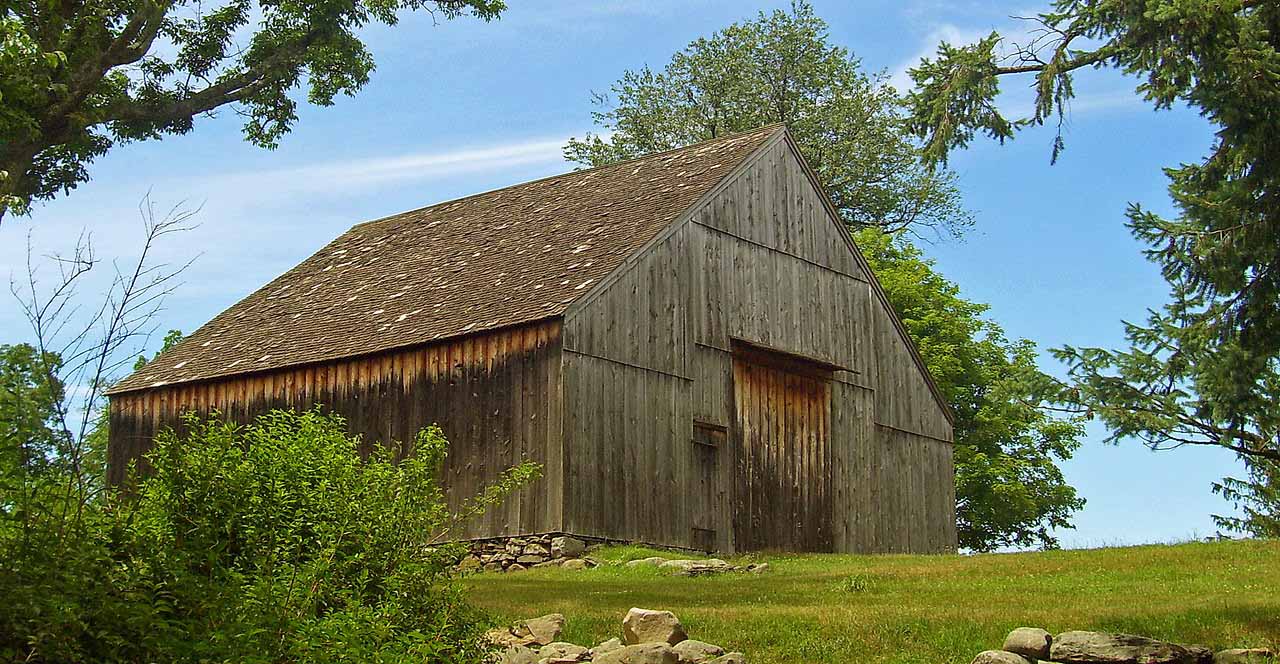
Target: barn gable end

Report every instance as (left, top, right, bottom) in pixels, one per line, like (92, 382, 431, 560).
(562, 129, 955, 553)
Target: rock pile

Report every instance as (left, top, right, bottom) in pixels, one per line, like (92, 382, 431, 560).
(463, 535, 600, 573)
(487, 608, 745, 664)
(971, 628, 1274, 664)
(622, 557, 769, 576)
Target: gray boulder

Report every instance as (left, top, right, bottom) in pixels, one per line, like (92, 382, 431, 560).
(1051, 631, 1197, 664)
(972, 651, 1034, 664)
(625, 557, 668, 569)
(709, 654, 745, 664)
(538, 642, 589, 660)
(499, 645, 539, 664)
(594, 643, 679, 664)
(1003, 627, 1053, 660)
(1216, 649, 1275, 664)
(672, 639, 726, 663)
(623, 608, 688, 645)
(660, 559, 729, 572)
(661, 559, 733, 577)
(552, 536, 587, 558)
(561, 558, 590, 570)
(592, 638, 625, 658)
(1185, 645, 1214, 664)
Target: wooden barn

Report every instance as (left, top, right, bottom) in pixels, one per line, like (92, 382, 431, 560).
(107, 124, 956, 554)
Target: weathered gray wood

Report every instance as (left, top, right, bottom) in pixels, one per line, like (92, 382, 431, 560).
(555, 134, 955, 554)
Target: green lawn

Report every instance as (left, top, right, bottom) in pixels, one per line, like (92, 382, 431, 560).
(464, 540, 1280, 664)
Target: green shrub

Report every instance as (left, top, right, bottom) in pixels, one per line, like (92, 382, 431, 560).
(0, 408, 536, 663)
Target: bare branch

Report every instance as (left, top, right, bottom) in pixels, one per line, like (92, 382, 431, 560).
(9, 195, 198, 513)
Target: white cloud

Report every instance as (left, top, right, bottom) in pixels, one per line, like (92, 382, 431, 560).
(889, 23, 991, 94)
(195, 135, 571, 201)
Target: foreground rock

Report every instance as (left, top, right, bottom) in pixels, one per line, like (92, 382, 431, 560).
(540, 642, 590, 660)
(486, 613, 566, 648)
(592, 638, 625, 658)
(672, 640, 726, 663)
(625, 557, 670, 569)
(969, 627, 1269, 664)
(971, 651, 1033, 664)
(659, 559, 730, 574)
(623, 608, 688, 645)
(1050, 631, 1197, 664)
(594, 643, 678, 664)
(492, 609, 738, 664)
(499, 644, 539, 664)
(1003, 628, 1052, 660)
(1216, 649, 1275, 664)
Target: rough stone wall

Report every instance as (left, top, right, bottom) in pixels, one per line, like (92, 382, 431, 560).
(463, 534, 600, 573)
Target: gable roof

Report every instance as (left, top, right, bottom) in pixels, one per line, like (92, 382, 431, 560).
(110, 125, 784, 394)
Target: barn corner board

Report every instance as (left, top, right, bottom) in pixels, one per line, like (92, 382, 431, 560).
(108, 124, 957, 553)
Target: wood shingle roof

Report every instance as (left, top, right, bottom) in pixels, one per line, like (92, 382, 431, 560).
(110, 125, 783, 394)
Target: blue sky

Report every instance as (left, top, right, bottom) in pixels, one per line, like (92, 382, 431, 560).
(0, 0, 1243, 547)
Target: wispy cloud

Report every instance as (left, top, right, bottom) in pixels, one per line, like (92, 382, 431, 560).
(889, 23, 991, 94)
(0, 132, 585, 340)
(197, 135, 571, 201)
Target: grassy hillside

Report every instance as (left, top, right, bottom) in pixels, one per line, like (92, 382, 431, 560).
(464, 540, 1279, 664)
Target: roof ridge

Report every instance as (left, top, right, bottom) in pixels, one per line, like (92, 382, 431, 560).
(350, 123, 786, 231)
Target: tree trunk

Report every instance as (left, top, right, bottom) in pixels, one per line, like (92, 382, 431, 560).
(1, 141, 43, 221)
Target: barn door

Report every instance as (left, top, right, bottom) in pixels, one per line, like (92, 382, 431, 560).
(731, 344, 834, 552)
(690, 422, 725, 551)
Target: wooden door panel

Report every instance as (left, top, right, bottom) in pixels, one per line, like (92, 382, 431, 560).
(731, 348, 833, 552)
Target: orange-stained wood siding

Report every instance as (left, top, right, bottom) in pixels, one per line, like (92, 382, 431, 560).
(107, 319, 564, 539)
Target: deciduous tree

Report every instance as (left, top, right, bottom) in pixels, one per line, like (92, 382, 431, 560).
(565, 1, 970, 238)
(857, 229, 1085, 551)
(0, 0, 504, 219)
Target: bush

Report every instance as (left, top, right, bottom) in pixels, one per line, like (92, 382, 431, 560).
(0, 408, 537, 663)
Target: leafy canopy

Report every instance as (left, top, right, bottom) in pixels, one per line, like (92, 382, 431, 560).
(564, 1, 971, 237)
(905, 0, 1279, 536)
(856, 229, 1085, 551)
(0, 343, 69, 479)
(0, 0, 505, 219)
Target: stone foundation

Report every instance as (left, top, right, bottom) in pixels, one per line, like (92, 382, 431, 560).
(461, 533, 602, 573)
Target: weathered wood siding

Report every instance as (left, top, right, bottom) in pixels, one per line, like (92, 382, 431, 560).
(563, 133, 955, 553)
(108, 320, 565, 539)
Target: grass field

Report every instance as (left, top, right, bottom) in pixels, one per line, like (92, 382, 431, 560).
(464, 540, 1280, 664)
